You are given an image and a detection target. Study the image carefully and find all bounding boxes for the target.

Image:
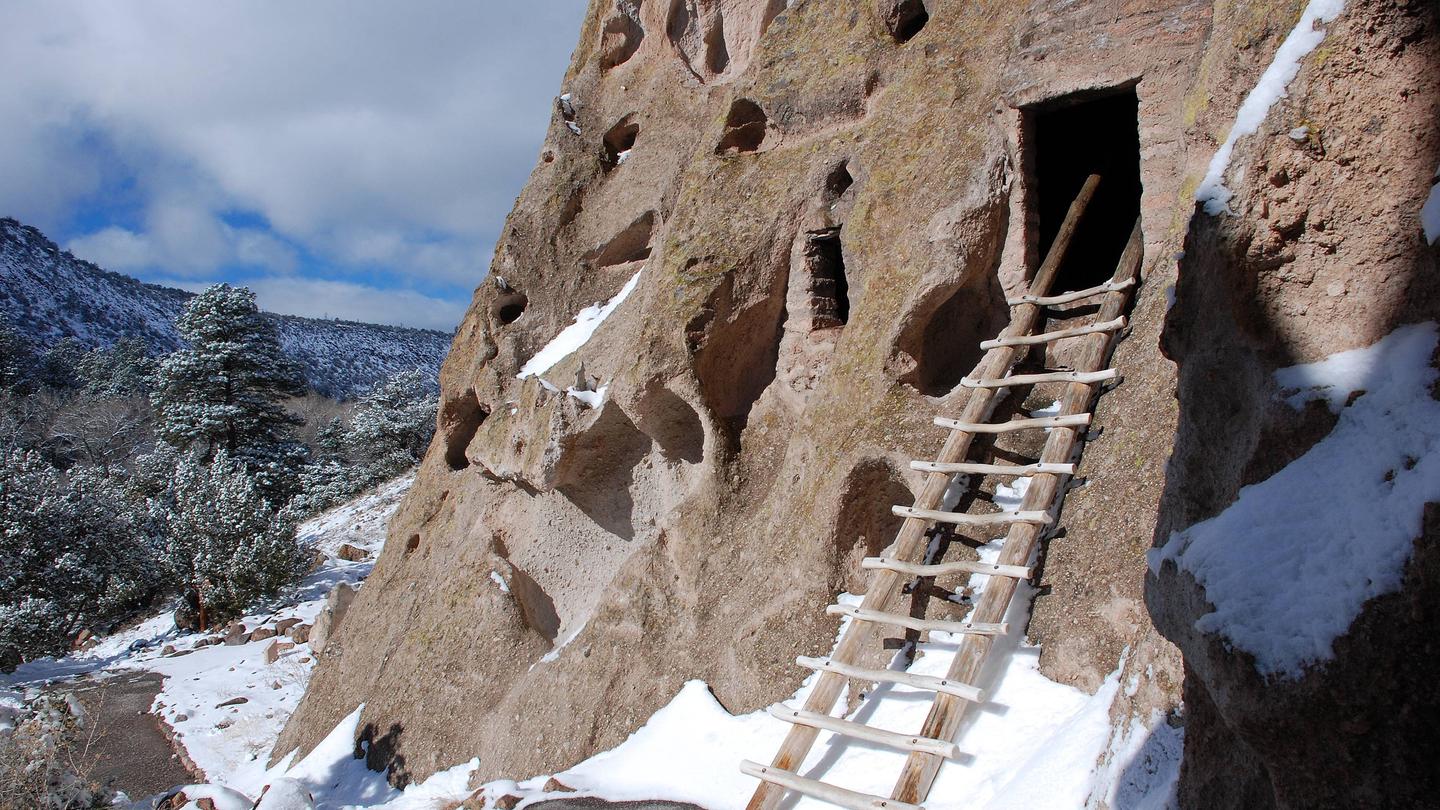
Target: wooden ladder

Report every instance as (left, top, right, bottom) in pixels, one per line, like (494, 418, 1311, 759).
(742, 174, 1143, 810)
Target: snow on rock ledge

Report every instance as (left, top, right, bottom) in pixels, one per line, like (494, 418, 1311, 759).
(1150, 323, 1440, 677)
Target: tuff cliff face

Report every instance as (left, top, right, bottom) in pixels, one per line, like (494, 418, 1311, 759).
(275, 0, 1440, 805)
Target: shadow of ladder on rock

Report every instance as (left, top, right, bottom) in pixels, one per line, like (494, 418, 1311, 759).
(741, 174, 1144, 810)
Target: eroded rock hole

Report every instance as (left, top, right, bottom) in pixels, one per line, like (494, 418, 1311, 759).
(491, 292, 528, 325)
(508, 564, 561, 642)
(825, 163, 855, 202)
(898, 273, 1010, 397)
(555, 404, 652, 540)
(835, 460, 914, 591)
(704, 8, 730, 75)
(1030, 88, 1142, 291)
(602, 116, 640, 169)
(405, 534, 420, 553)
(636, 383, 705, 463)
(716, 99, 767, 155)
(591, 210, 656, 267)
(884, 0, 929, 43)
(805, 228, 849, 329)
(600, 7, 645, 70)
(440, 389, 488, 471)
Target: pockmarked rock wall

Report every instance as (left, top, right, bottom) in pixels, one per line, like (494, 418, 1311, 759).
(275, 0, 1438, 805)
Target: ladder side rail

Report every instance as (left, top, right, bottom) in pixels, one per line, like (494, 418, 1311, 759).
(890, 218, 1144, 805)
(746, 174, 1102, 810)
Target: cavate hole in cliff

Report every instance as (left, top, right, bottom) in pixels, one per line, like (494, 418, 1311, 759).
(694, 274, 787, 446)
(555, 404, 652, 540)
(825, 162, 855, 201)
(405, 534, 420, 553)
(804, 227, 849, 329)
(835, 460, 914, 591)
(491, 292, 528, 325)
(636, 382, 705, 464)
(440, 389, 488, 471)
(667, 0, 729, 81)
(1030, 87, 1142, 291)
(883, 0, 929, 43)
(716, 99, 767, 155)
(600, 8, 644, 70)
(602, 115, 640, 170)
(898, 271, 1010, 397)
(507, 563, 561, 642)
(590, 210, 656, 267)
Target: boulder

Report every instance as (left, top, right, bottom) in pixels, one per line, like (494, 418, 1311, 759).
(287, 624, 311, 644)
(309, 582, 358, 653)
(275, 617, 302, 636)
(250, 626, 277, 642)
(336, 543, 368, 562)
(264, 640, 295, 664)
(222, 622, 249, 646)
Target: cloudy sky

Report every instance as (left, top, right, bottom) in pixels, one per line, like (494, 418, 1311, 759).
(0, 2, 589, 331)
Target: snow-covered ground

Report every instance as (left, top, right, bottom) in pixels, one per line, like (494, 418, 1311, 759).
(6, 465, 1181, 809)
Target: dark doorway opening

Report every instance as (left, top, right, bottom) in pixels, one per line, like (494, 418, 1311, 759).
(805, 227, 849, 328)
(1030, 88, 1142, 292)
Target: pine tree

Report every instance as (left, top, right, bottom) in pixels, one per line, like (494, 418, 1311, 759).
(151, 284, 307, 499)
(344, 368, 437, 477)
(0, 450, 158, 667)
(149, 449, 302, 629)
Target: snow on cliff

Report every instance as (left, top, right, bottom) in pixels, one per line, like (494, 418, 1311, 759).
(0, 218, 450, 399)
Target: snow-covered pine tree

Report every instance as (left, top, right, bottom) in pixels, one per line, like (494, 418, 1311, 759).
(151, 284, 308, 500)
(0, 450, 157, 668)
(344, 368, 437, 478)
(151, 449, 302, 630)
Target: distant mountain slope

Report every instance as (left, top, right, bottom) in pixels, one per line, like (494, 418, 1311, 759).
(0, 218, 451, 399)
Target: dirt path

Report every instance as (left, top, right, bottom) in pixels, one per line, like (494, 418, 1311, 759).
(52, 670, 198, 800)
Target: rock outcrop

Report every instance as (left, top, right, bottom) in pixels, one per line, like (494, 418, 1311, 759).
(275, 0, 1440, 806)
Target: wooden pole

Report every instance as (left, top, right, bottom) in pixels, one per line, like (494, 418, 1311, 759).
(890, 217, 1144, 805)
(744, 174, 1103, 810)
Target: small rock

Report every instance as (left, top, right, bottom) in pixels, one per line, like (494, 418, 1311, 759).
(215, 697, 249, 708)
(287, 624, 311, 644)
(495, 795, 522, 810)
(298, 656, 312, 664)
(162, 645, 177, 655)
(264, 640, 295, 664)
(195, 799, 218, 810)
(250, 626, 277, 642)
(174, 714, 189, 722)
(542, 777, 575, 793)
(216, 719, 233, 730)
(336, 543, 368, 562)
(275, 618, 302, 636)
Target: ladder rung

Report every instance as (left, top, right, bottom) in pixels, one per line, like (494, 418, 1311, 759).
(893, 506, 1052, 526)
(862, 556, 1033, 580)
(960, 369, 1117, 388)
(932, 414, 1090, 433)
(980, 317, 1126, 350)
(1007, 277, 1135, 306)
(740, 760, 925, 810)
(796, 656, 984, 703)
(910, 460, 1075, 476)
(826, 604, 1008, 637)
(767, 705, 960, 759)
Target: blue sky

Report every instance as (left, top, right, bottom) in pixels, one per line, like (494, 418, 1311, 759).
(0, 2, 589, 331)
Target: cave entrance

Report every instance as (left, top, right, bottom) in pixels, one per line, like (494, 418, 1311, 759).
(1027, 87, 1142, 291)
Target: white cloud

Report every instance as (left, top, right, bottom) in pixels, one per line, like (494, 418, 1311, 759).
(0, 1, 586, 326)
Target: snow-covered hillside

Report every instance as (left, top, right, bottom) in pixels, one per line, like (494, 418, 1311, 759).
(0, 218, 451, 399)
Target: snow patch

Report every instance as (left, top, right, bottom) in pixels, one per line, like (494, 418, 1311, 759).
(517, 269, 642, 379)
(1195, 0, 1345, 215)
(489, 571, 510, 593)
(1422, 164, 1440, 244)
(1150, 323, 1440, 677)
